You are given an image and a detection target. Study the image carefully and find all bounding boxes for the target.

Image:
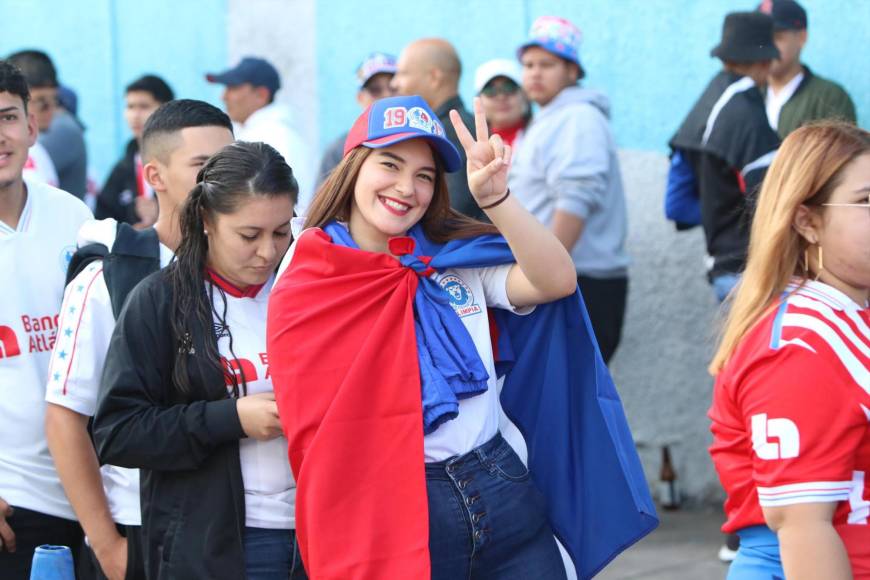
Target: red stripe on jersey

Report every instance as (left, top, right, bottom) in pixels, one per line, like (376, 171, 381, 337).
(207, 268, 265, 299)
(62, 267, 105, 395)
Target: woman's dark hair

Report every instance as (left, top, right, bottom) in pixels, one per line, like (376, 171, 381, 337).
(305, 144, 497, 243)
(168, 141, 298, 397)
(125, 74, 175, 104)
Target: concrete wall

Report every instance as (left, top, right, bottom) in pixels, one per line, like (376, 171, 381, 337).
(612, 150, 724, 505)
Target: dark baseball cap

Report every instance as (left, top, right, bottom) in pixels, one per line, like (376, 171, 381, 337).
(206, 57, 281, 94)
(758, 0, 808, 30)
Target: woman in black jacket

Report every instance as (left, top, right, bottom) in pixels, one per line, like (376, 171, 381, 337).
(93, 142, 306, 580)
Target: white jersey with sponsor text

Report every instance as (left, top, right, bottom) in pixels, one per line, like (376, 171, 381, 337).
(208, 272, 296, 529)
(0, 179, 91, 519)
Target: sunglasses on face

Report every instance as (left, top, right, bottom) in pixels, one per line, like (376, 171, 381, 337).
(364, 83, 393, 99)
(480, 80, 520, 98)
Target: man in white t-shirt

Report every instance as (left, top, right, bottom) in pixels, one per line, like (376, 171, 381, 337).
(0, 59, 93, 579)
(206, 57, 313, 210)
(43, 99, 234, 580)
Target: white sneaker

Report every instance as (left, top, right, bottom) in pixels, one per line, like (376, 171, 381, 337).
(718, 544, 738, 563)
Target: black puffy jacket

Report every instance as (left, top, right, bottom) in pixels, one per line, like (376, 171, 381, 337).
(93, 267, 248, 580)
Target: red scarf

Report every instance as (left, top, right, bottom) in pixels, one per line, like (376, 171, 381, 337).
(267, 229, 430, 579)
(492, 121, 525, 149)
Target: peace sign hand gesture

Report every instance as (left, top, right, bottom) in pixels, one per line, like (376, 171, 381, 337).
(449, 97, 512, 208)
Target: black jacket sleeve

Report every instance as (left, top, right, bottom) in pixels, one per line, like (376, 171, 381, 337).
(93, 272, 246, 471)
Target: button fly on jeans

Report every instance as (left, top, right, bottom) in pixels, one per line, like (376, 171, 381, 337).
(465, 495, 479, 506)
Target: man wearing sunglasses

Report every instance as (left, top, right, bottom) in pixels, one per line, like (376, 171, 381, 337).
(316, 52, 397, 188)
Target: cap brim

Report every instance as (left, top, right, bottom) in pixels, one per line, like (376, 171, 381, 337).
(360, 68, 397, 89)
(363, 132, 462, 173)
(517, 41, 582, 68)
(206, 72, 242, 86)
(710, 43, 780, 62)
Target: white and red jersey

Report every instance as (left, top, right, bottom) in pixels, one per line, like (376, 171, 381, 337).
(207, 271, 296, 530)
(23, 142, 58, 188)
(0, 179, 92, 520)
(45, 220, 173, 526)
(710, 279, 870, 575)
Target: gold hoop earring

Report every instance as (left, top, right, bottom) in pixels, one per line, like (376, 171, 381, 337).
(803, 248, 810, 277)
(815, 245, 824, 281)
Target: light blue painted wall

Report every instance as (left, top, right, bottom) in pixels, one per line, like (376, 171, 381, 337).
(316, 0, 868, 157)
(2, 0, 228, 180)
(1, 0, 866, 179)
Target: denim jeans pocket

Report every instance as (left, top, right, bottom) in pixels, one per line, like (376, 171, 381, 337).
(490, 445, 531, 482)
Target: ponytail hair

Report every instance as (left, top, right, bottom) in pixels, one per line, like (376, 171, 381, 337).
(168, 141, 297, 396)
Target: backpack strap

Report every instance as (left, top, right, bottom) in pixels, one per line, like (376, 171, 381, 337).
(65, 243, 109, 286)
(103, 224, 161, 318)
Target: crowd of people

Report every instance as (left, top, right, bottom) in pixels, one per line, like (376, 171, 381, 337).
(0, 1, 866, 579)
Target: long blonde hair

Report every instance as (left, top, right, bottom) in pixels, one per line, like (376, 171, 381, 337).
(709, 121, 870, 375)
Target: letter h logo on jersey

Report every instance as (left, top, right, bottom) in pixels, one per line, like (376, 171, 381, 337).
(0, 326, 21, 359)
(752, 413, 800, 460)
(221, 357, 258, 388)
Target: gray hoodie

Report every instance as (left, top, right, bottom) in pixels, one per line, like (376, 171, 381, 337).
(508, 86, 629, 278)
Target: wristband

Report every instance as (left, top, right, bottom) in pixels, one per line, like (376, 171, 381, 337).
(480, 189, 511, 210)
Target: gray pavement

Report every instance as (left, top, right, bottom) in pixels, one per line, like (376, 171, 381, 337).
(597, 508, 729, 580)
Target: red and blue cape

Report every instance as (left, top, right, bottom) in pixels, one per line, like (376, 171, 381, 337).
(267, 223, 657, 579)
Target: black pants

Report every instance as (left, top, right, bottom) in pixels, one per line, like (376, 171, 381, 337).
(576, 274, 628, 364)
(0, 505, 83, 580)
(78, 525, 145, 580)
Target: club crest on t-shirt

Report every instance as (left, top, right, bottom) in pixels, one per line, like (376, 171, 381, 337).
(439, 274, 481, 318)
(58, 245, 76, 273)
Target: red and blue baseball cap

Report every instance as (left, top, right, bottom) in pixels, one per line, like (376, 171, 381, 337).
(343, 95, 462, 172)
(518, 16, 583, 69)
(357, 52, 398, 89)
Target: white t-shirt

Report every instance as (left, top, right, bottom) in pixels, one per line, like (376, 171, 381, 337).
(0, 179, 92, 520)
(234, 103, 314, 213)
(277, 227, 531, 463)
(209, 274, 296, 530)
(766, 71, 805, 130)
(424, 266, 532, 461)
(45, 221, 172, 526)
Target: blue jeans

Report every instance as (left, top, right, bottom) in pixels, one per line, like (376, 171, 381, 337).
(425, 433, 568, 579)
(712, 273, 741, 303)
(244, 527, 307, 580)
(727, 526, 784, 580)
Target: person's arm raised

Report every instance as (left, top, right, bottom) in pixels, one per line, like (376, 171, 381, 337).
(449, 98, 576, 308)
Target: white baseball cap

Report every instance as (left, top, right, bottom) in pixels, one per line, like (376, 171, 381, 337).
(474, 59, 523, 94)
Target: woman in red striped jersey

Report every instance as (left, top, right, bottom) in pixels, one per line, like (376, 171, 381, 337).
(709, 121, 869, 579)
